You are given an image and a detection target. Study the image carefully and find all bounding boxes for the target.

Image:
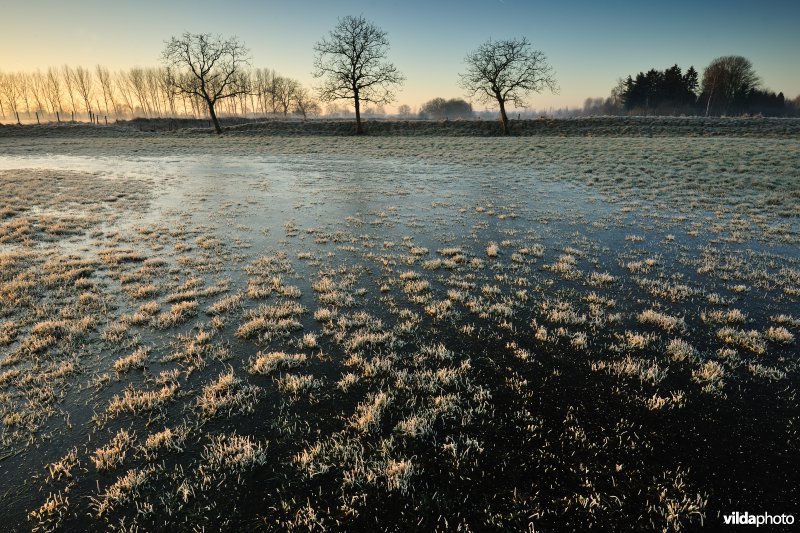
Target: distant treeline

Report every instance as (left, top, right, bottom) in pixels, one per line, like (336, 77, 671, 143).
(581, 56, 798, 117)
(0, 66, 321, 124)
(0, 62, 478, 123)
(1, 56, 797, 123)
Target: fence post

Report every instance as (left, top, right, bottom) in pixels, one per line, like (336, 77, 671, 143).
(105, 116, 108, 126)
(56, 111, 60, 123)
(36, 112, 40, 125)
(71, 112, 74, 122)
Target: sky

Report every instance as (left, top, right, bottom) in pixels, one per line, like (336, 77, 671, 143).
(1, 0, 798, 112)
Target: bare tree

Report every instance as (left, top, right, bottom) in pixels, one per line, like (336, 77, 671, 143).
(62, 65, 78, 117)
(162, 32, 250, 134)
(145, 68, 164, 116)
(245, 71, 258, 117)
(275, 76, 298, 116)
(158, 67, 178, 117)
(115, 70, 135, 116)
(127, 67, 150, 116)
(96, 65, 117, 116)
(270, 70, 283, 114)
(233, 70, 252, 116)
(292, 87, 321, 120)
(256, 68, 279, 114)
(30, 71, 48, 117)
(701, 56, 759, 116)
(0, 71, 8, 120)
(610, 78, 627, 109)
(460, 37, 557, 134)
(313, 15, 404, 134)
(73, 66, 94, 116)
(0, 73, 21, 122)
(0, 73, 5, 119)
(362, 104, 385, 117)
(17, 73, 33, 117)
(324, 103, 350, 117)
(45, 67, 63, 117)
(253, 68, 268, 115)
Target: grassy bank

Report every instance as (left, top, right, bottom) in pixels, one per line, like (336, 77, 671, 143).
(2, 115, 800, 137)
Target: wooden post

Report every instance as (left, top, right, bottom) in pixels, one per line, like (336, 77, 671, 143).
(15, 112, 20, 125)
(71, 112, 74, 122)
(56, 111, 60, 123)
(36, 112, 40, 125)
(105, 116, 108, 126)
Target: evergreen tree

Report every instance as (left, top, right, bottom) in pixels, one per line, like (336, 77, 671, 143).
(620, 64, 699, 113)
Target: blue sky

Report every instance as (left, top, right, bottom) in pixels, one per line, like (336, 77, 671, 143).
(2, 0, 798, 111)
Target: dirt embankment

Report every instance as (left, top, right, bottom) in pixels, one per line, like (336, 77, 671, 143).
(2, 116, 800, 138)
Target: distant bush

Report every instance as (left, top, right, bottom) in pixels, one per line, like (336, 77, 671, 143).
(419, 98, 473, 120)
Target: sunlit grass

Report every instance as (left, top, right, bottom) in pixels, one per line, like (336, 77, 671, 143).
(1, 132, 796, 531)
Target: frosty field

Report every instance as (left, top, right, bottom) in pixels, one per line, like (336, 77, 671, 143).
(0, 128, 798, 531)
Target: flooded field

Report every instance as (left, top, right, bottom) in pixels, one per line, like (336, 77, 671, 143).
(0, 133, 798, 531)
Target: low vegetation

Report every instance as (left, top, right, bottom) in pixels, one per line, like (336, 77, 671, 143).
(2, 128, 797, 531)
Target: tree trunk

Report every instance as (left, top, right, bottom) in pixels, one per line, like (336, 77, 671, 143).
(498, 97, 510, 135)
(206, 99, 222, 134)
(354, 92, 363, 135)
(705, 81, 714, 117)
